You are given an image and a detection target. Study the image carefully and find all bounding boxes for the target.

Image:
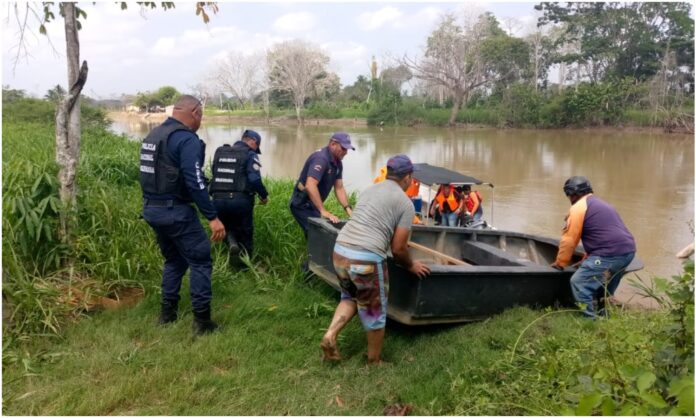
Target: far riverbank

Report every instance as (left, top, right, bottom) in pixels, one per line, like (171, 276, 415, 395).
(107, 111, 690, 134)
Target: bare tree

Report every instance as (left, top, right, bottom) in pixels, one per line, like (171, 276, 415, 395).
(401, 13, 490, 126)
(267, 39, 331, 123)
(208, 51, 266, 109)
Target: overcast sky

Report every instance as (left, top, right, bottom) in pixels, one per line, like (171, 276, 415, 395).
(2, 1, 542, 99)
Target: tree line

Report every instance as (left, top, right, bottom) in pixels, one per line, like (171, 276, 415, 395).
(142, 2, 690, 130)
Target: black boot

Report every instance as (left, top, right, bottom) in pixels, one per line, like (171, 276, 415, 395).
(158, 300, 178, 325)
(192, 307, 219, 335)
(226, 234, 240, 257)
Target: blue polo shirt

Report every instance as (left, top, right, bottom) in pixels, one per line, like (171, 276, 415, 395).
(295, 146, 342, 202)
(143, 117, 218, 220)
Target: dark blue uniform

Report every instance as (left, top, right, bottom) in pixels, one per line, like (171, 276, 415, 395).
(211, 141, 268, 257)
(141, 117, 217, 312)
(289, 146, 343, 237)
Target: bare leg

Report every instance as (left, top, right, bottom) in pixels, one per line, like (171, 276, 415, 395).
(366, 328, 386, 364)
(321, 300, 357, 361)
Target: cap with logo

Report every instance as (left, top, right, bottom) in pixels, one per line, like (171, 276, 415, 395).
(243, 129, 262, 154)
(330, 132, 355, 150)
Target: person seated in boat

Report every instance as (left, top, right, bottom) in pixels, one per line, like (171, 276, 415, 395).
(550, 176, 636, 319)
(373, 165, 423, 224)
(461, 185, 483, 223)
(429, 184, 463, 227)
(321, 154, 430, 365)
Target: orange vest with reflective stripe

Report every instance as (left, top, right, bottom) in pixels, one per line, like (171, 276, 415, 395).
(436, 186, 459, 212)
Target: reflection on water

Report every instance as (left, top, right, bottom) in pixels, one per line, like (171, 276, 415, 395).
(111, 118, 694, 303)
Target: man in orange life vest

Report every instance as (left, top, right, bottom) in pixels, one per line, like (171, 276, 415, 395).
(461, 185, 483, 222)
(429, 184, 463, 227)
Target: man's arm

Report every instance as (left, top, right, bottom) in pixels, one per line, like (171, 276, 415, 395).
(305, 177, 338, 222)
(246, 152, 268, 204)
(552, 203, 586, 268)
(391, 227, 430, 279)
(333, 179, 353, 217)
(178, 136, 225, 241)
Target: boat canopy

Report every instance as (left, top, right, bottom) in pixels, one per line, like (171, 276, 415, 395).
(412, 163, 494, 188)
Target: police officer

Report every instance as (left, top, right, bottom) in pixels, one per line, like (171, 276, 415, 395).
(139, 95, 225, 335)
(289, 132, 355, 237)
(209, 129, 268, 264)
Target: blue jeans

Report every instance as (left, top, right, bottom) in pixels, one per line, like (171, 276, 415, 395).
(570, 252, 635, 318)
(143, 204, 213, 311)
(472, 207, 483, 222)
(441, 212, 459, 227)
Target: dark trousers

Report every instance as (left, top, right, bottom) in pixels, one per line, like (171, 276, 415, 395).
(289, 201, 320, 238)
(143, 204, 212, 311)
(213, 196, 255, 256)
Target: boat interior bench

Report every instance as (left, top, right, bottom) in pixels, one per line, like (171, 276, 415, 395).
(460, 240, 537, 267)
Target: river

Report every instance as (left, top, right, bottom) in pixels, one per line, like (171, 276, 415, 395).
(111, 115, 694, 307)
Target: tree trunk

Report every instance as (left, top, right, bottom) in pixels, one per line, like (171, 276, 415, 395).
(56, 3, 88, 246)
(295, 96, 303, 125)
(448, 93, 464, 126)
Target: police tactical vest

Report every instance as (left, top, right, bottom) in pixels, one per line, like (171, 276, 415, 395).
(139, 121, 192, 198)
(209, 143, 249, 194)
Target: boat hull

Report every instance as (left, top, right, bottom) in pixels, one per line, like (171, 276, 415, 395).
(307, 218, 641, 325)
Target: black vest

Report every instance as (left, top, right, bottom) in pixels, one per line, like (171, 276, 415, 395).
(209, 143, 250, 194)
(139, 120, 192, 199)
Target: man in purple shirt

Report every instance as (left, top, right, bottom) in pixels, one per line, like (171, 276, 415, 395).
(551, 176, 636, 318)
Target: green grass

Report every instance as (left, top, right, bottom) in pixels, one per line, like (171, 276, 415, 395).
(2, 111, 692, 415)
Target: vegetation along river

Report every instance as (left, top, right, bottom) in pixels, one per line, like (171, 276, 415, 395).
(111, 116, 694, 307)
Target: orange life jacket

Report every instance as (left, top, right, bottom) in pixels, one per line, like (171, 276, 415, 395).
(373, 166, 387, 184)
(405, 179, 420, 198)
(435, 186, 460, 212)
(464, 190, 482, 213)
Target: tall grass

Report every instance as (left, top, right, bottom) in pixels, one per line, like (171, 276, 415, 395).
(2, 107, 692, 415)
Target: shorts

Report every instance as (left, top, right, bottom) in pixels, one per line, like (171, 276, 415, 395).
(332, 243, 389, 331)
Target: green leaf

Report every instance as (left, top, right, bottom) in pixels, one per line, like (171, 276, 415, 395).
(636, 371, 656, 393)
(640, 391, 669, 409)
(600, 396, 615, 416)
(576, 392, 602, 415)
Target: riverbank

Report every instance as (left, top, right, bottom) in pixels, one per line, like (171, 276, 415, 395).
(108, 111, 689, 134)
(3, 114, 693, 415)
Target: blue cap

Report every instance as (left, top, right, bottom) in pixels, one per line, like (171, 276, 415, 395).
(386, 154, 417, 175)
(243, 129, 261, 154)
(330, 132, 355, 150)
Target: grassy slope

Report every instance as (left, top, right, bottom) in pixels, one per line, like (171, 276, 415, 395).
(2, 120, 674, 415)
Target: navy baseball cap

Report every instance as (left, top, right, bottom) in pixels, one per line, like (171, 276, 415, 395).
(386, 154, 418, 175)
(243, 129, 262, 154)
(330, 132, 355, 150)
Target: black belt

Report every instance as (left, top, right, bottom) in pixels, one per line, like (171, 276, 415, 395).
(143, 198, 188, 207)
(212, 192, 252, 200)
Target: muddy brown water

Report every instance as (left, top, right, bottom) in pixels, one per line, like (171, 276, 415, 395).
(112, 115, 694, 308)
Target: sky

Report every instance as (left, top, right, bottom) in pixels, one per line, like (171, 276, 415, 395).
(2, 1, 542, 100)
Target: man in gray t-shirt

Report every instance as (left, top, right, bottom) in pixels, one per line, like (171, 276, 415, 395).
(320, 154, 430, 365)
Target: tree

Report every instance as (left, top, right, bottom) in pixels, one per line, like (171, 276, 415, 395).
(380, 65, 412, 93)
(208, 51, 267, 109)
(45, 84, 67, 103)
(267, 40, 332, 123)
(11, 2, 218, 260)
(536, 2, 694, 83)
(402, 12, 526, 125)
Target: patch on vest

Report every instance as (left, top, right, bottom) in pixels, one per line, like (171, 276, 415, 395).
(140, 165, 155, 173)
(140, 154, 154, 161)
(215, 178, 234, 183)
(141, 143, 156, 151)
(218, 168, 236, 174)
(219, 158, 237, 163)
